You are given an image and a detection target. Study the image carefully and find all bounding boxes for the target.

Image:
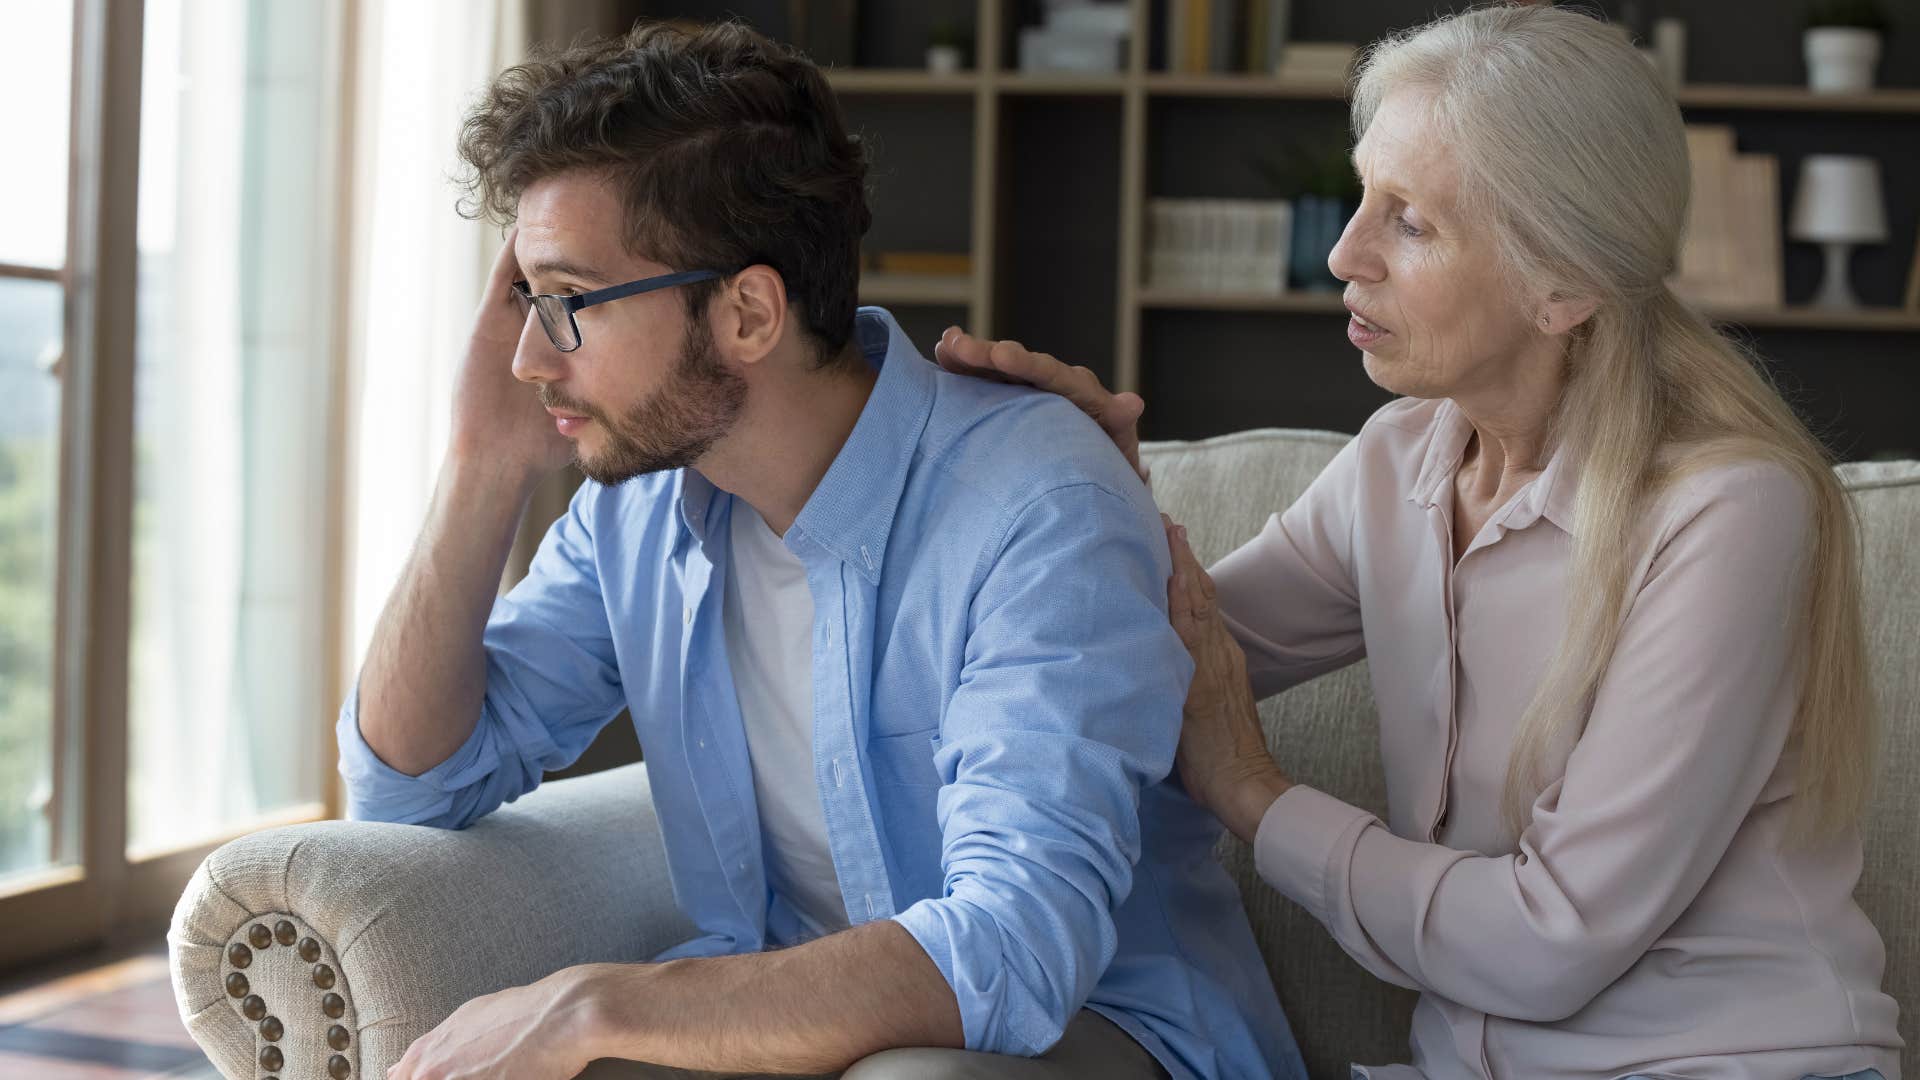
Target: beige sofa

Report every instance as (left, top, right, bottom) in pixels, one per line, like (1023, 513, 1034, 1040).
(169, 430, 1919, 1079)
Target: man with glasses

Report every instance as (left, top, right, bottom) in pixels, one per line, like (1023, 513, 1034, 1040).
(343, 20, 1303, 1080)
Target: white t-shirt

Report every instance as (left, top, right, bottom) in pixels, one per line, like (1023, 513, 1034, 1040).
(722, 500, 850, 942)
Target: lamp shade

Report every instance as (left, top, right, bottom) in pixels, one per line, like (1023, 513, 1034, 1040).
(1789, 155, 1889, 243)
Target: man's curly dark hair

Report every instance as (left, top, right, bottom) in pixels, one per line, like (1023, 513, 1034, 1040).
(457, 20, 873, 368)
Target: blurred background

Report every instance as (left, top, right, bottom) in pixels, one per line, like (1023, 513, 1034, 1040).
(0, 0, 1915, 1070)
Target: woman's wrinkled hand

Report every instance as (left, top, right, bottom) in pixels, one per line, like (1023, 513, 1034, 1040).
(933, 327, 1149, 484)
(1165, 516, 1293, 843)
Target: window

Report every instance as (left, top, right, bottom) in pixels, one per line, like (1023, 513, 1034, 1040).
(126, 0, 339, 856)
(0, 0, 348, 970)
(0, 0, 76, 887)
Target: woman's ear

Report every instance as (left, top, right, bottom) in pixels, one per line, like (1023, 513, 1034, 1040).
(715, 264, 788, 367)
(1539, 291, 1598, 337)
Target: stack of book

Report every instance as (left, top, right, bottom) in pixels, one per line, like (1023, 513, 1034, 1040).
(1164, 0, 1294, 74)
(1670, 126, 1783, 310)
(1146, 198, 1292, 294)
(1272, 42, 1358, 82)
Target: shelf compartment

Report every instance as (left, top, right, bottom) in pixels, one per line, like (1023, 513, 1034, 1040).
(859, 271, 976, 305)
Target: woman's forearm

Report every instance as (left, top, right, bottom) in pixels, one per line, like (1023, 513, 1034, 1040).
(1215, 758, 1293, 844)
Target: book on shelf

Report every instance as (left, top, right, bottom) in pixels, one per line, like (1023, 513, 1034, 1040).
(1670, 125, 1782, 309)
(1163, 0, 1295, 74)
(1146, 198, 1292, 294)
(1272, 42, 1357, 82)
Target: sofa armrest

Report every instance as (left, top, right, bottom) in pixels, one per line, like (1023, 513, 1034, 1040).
(168, 762, 695, 1080)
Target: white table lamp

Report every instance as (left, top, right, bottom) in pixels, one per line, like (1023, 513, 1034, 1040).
(1789, 154, 1888, 309)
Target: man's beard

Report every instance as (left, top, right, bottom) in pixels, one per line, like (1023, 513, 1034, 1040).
(540, 317, 746, 486)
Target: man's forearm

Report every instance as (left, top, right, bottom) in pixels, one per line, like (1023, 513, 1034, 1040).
(355, 453, 540, 776)
(577, 919, 963, 1074)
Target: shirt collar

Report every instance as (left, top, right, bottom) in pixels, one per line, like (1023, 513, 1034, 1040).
(1406, 398, 1579, 535)
(789, 307, 936, 583)
(674, 307, 934, 580)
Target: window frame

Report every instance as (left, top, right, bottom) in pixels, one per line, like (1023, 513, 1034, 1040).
(0, 0, 353, 973)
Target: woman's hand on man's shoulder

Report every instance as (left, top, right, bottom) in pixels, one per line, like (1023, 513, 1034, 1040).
(934, 326, 1150, 484)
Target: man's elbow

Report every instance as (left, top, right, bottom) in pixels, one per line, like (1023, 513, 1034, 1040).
(342, 788, 467, 830)
(963, 936, 1102, 1057)
(342, 773, 511, 831)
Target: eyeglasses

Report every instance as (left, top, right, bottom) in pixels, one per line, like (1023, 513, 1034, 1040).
(510, 269, 726, 352)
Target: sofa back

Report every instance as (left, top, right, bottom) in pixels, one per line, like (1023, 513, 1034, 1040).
(1141, 431, 1919, 1079)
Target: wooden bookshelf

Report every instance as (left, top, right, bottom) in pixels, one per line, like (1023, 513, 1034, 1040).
(837, 71, 1920, 113)
(997, 73, 1128, 96)
(1137, 288, 1346, 312)
(1137, 288, 1920, 332)
(605, 0, 1920, 454)
(827, 68, 979, 96)
(1144, 73, 1345, 99)
(858, 271, 976, 306)
(1675, 84, 1920, 113)
(1703, 305, 1920, 331)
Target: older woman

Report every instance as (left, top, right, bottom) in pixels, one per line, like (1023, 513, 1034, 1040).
(935, 6, 1900, 1079)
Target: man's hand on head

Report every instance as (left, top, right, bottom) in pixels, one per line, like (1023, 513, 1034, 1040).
(447, 227, 575, 488)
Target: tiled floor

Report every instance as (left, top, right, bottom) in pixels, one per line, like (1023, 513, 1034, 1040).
(0, 944, 218, 1079)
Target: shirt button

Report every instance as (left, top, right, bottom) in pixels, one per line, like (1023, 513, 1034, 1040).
(684, 606, 693, 625)
(696, 738, 706, 749)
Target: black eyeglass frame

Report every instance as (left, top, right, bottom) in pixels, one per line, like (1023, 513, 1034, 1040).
(510, 269, 727, 352)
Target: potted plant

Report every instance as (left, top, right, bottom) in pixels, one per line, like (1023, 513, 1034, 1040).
(1255, 138, 1363, 292)
(1804, 0, 1889, 93)
(926, 21, 971, 75)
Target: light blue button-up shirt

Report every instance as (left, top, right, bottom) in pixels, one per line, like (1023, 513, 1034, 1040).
(337, 308, 1305, 1080)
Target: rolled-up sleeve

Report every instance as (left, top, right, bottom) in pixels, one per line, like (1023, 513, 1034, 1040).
(891, 482, 1191, 1056)
(1253, 463, 1814, 1022)
(337, 483, 630, 829)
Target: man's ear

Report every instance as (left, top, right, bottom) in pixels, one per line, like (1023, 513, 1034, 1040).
(713, 264, 787, 368)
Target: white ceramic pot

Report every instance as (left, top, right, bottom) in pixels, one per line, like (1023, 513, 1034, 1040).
(1804, 26, 1882, 93)
(926, 44, 963, 75)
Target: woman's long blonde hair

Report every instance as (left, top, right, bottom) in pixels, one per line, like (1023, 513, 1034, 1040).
(1351, 4, 1874, 839)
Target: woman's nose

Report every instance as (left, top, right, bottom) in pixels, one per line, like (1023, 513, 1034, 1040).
(1327, 211, 1383, 285)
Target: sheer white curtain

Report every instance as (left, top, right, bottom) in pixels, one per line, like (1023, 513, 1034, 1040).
(343, 0, 528, 668)
(128, 0, 346, 852)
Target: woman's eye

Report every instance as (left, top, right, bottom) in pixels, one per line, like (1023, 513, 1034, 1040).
(1394, 212, 1423, 238)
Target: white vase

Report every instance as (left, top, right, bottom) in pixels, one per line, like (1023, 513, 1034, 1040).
(926, 44, 963, 75)
(1804, 27, 1881, 93)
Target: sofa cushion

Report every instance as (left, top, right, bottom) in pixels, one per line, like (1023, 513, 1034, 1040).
(1143, 430, 1415, 1076)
